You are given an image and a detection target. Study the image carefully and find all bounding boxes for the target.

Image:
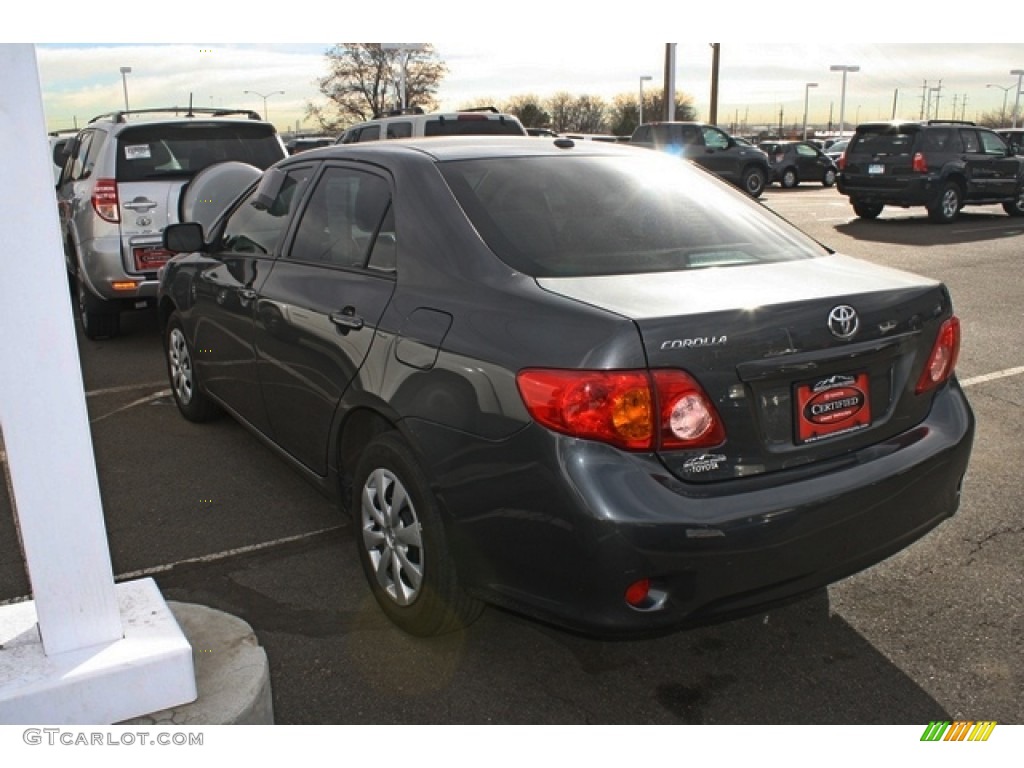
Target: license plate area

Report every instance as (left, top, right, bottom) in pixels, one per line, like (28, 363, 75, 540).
(132, 245, 173, 272)
(794, 371, 871, 444)
(868, 163, 885, 175)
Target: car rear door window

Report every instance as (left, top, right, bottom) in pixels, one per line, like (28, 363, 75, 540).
(288, 167, 391, 269)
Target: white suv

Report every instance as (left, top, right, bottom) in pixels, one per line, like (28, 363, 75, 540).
(338, 107, 526, 144)
(54, 107, 287, 338)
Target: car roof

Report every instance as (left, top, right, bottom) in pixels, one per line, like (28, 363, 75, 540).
(284, 135, 640, 164)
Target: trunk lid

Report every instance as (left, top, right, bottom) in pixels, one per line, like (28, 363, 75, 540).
(537, 254, 952, 483)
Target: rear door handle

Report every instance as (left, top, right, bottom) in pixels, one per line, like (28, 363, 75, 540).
(330, 306, 364, 333)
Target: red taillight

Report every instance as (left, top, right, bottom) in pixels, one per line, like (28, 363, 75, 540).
(916, 316, 961, 394)
(516, 368, 725, 451)
(91, 178, 120, 222)
(912, 152, 928, 173)
(837, 153, 847, 171)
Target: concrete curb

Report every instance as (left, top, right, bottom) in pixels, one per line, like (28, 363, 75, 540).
(122, 602, 273, 725)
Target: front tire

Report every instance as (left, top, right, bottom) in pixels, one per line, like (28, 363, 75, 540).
(928, 182, 962, 223)
(353, 433, 483, 636)
(1002, 187, 1024, 216)
(165, 313, 220, 422)
(741, 166, 767, 198)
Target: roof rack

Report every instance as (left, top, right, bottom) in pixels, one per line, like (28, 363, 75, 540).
(88, 107, 263, 124)
(378, 106, 426, 117)
(461, 106, 500, 113)
(926, 119, 976, 126)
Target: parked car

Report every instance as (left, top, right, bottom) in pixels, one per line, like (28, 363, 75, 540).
(837, 119, 1024, 223)
(158, 137, 974, 638)
(995, 127, 1024, 155)
(54, 107, 287, 339)
(286, 136, 334, 154)
(47, 129, 79, 184)
(337, 106, 526, 143)
(825, 138, 849, 164)
(759, 140, 838, 188)
(630, 122, 771, 197)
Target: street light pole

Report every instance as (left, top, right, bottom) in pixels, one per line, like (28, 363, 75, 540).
(802, 82, 818, 140)
(639, 75, 652, 126)
(119, 66, 131, 113)
(830, 64, 860, 136)
(1011, 69, 1024, 128)
(243, 89, 284, 123)
(987, 83, 1013, 124)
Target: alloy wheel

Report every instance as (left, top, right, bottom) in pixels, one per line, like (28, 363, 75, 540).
(168, 327, 195, 405)
(361, 467, 424, 606)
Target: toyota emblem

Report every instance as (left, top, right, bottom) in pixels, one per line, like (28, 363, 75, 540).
(828, 305, 859, 340)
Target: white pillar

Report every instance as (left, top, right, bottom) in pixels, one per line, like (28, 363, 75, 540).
(0, 43, 195, 725)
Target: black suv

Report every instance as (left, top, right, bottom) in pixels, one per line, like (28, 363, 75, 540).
(837, 120, 1024, 223)
(629, 122, 771, 197)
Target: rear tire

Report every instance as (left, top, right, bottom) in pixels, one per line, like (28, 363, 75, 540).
(823, 168, 837, 187)
(781, 168, 799, 188)
(75, 275, 120, 340)
(353, 433, 483, 636)
(928, 182, 962, 223)
(852, 199, 884, 219)
(164, 313, 220, 422)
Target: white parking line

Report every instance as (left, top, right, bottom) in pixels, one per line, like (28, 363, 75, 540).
(960, 365, 1024, 388)
(89, 389, 172, 424)
(0, 525, 346, 607)
(85, 382, 167, 398)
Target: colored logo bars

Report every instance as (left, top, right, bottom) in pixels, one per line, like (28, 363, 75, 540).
(921, 721, 997, 742)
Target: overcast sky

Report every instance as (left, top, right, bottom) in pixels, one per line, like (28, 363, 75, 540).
(12, 7, 1024, 135)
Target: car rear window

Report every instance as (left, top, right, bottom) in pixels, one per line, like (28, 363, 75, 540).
(849, 128, 917, 157)
(423, 116, 525, 137)
(116, 122, 285, 181)
(439, 155, 827, 278)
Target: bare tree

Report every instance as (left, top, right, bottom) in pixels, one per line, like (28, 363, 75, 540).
(306, 44, 447, 132)
(501, 94, 551, 129)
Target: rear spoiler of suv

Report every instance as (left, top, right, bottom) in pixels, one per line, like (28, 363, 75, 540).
(89, 107, 263, 124)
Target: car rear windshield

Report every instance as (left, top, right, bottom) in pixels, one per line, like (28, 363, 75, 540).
(116, 122, 285, 182)
(439, 155, 827, 278)
(849, 127, 919, 157)
(423, 116, 524, 137)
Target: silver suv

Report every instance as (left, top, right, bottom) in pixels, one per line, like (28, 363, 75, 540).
(55, 107, 286, 338)
(337, 107, 526, 144)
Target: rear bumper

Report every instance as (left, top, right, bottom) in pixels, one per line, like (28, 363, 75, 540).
(837, 174, 937, 206)
(416, 381, 974, 636)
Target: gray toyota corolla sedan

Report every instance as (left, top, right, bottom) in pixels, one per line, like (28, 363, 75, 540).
(158, 137, 974, 637)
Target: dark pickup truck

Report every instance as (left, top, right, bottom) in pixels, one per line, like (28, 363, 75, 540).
(630, 121, 771, 197)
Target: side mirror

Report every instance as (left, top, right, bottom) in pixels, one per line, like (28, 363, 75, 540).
(52, 138, 71, 169)
(164, 222, 206, 253)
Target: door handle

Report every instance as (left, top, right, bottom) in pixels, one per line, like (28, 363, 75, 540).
(330, 306, 364, 333)
(239, 289, 258, 301)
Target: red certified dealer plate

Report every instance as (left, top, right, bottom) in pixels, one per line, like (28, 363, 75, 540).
(795, 372, 871, 444)
(133, 246, 173, 272)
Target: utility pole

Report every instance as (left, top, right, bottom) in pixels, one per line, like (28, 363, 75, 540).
(919, 80, 928, 120)
(664, 44, 677, 121)
(709, 43, 720, 126)
(892, 88, 899, 119)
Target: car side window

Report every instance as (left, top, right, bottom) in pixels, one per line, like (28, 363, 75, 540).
(702, 126, 730, 150)
(355, 125, 382, 143)
(288, 167, 391, 270)
(68, 130, 103, 181)
(796, 143, 818, 157)
(960, 129, 980, 153)
(386, 122, 412, 139)
(214, 167, 313, 257)
(979, 130, 1009, 156)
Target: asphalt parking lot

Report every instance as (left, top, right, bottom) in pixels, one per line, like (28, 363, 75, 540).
(1, 186, 1021, 725)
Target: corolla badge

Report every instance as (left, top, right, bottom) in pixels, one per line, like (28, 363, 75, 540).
(828, 305, 859, 340)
